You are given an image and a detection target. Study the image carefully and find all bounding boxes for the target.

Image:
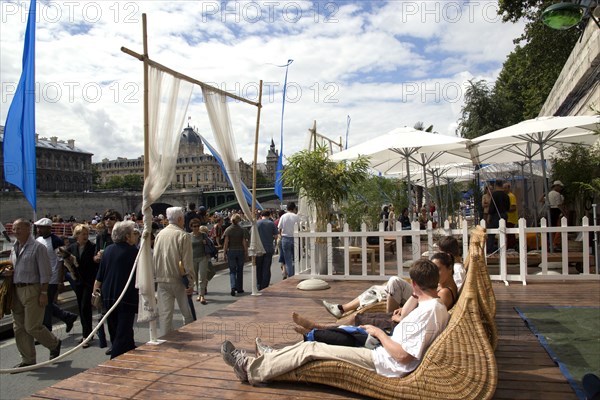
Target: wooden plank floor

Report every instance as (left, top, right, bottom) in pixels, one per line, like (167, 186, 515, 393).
(27, 278, 600, 400)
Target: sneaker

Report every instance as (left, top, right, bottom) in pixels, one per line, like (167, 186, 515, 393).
(322, 300, 342, 318)
(255, 337, 273, 358)
(65, 315, 78, 333)
(220, 340, 250, 382)
(49, 340, 61, 360)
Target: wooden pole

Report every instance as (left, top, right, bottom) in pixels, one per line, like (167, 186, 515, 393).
(251, 80, 263, 296)
(121, 46, 259, 108)
(141, 14, 159, 344)
(143, 14, 149, 181)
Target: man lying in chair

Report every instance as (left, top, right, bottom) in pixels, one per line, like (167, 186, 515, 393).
(221, 259, 450, 384)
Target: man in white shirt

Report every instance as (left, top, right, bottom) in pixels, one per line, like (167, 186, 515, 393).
(277, 202, 299, 278)
(221, 259, 450, 383)
(34, 218, 78, 333)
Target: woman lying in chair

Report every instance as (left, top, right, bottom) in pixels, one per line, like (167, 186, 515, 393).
(221, 259, 450, 384)
(292, 252, 457, 341)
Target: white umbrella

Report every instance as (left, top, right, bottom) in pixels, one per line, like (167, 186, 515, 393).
(472, 115, 600, 230)
(330, 127, 471, 213)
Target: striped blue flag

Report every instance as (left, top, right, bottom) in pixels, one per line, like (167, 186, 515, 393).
(199, 135, 263, 210)
(3, 0, 37, 210)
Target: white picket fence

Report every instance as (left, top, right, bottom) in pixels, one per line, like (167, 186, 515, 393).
(292, 217, 600, 284)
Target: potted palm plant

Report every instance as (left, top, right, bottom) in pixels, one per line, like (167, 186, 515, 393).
(282, 144, 370, 274)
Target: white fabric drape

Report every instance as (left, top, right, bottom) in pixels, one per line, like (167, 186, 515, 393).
(201, 87, 264, 256)
(135, 66, 194, 323)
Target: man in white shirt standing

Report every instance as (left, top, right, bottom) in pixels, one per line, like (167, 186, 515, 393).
(277, 202, 299, 278)
(153, 207, 195, 337)
(34, 218, 78, 333)
(221, 259, 450, 383)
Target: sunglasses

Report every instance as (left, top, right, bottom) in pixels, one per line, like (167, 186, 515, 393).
(104, 216, 117, 221)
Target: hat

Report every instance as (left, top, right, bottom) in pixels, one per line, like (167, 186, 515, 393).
(34, 218, 53, 227)
(552, 180, 564, 187)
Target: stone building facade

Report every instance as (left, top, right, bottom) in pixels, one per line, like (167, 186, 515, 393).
(0, 126, 93, 192)
(95, 126, 278, 190)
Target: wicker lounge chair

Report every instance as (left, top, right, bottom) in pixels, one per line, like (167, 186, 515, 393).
(273, 226, 497, 399)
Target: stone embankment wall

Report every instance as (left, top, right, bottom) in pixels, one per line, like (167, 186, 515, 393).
(0, 191, 141, 223)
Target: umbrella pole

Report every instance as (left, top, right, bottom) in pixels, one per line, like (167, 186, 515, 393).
(421, 154, 430, 220)
(539, 143, 554, 252)
(405, 155, 414, 221)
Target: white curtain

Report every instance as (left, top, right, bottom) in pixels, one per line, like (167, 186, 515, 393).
(201, 87, 264, 257)
(135, 66, 194, 323)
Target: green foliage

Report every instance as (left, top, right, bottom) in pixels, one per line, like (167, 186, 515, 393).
(340, 176, 407, 231)
(102, 174, 143, 190)
(458, 80, 515, 139)
(459, 1, 579, 137)
(282, 144, 370, 232)
(551, 144, 600, 219)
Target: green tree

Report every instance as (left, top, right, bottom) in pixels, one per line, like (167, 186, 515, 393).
(458, 80, 514, 139)
(551, 144, 600, 220)
(105, 176, 124, 189)
(282, 144, 370, 234)
(459, 1, 580, 137)
(122, 174, 143, 190)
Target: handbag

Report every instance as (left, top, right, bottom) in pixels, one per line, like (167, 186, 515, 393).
(91, 289, 103, 311)
(207, 260, 216, 281)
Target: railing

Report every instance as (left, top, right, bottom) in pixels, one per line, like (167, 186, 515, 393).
(293, 217, 599, 284)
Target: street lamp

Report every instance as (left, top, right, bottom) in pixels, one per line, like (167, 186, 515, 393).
(541, 1, 600, 30)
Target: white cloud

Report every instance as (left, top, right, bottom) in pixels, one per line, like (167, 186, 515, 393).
(0, 0, 526, 165)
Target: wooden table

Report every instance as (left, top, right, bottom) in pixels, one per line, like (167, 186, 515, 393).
(334, 246, 376, 273)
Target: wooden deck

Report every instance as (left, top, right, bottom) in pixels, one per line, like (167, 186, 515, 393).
(28, 278, 600, 400)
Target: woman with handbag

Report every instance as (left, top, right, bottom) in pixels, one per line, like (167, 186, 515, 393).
(93, 221, 139, 359)
(68, 224, 98, 348)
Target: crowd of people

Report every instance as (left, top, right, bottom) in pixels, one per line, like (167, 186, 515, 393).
(0, 202, 301, 369)
(2, 199, 476, 387)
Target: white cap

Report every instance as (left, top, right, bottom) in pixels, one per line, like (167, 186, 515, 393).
(552, 180, 564, 187)
(34, 218, 53, 227)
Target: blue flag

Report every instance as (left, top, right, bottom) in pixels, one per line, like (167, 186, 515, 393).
(199, 135, 263, 210)
(275, 59, 293, 201)
(3, 0, 37, 210)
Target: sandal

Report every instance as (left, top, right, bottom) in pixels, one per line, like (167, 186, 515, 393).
(200, 297, 207, 305)
(196, 296, 201, 302)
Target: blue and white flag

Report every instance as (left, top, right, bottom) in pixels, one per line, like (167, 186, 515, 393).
(3, 0, 37, 210)
(200, 135, 263, 210)
(275, 59, 293, 201)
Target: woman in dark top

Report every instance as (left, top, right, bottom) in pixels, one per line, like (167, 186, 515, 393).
(94, 221, 139, 359)
(222, 213, 248, 296)
(68, 224, 98, 348)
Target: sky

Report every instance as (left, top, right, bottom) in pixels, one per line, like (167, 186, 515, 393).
(0, 0, 526, 165)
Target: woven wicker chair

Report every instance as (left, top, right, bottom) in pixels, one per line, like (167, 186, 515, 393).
(273, 226, 497, 399)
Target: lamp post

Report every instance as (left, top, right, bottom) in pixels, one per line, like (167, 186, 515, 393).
(541, 1, 600, 30)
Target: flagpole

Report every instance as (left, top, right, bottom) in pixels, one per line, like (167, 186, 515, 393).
(251, 81, 263, 296)
(141, 13, 159, 344)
